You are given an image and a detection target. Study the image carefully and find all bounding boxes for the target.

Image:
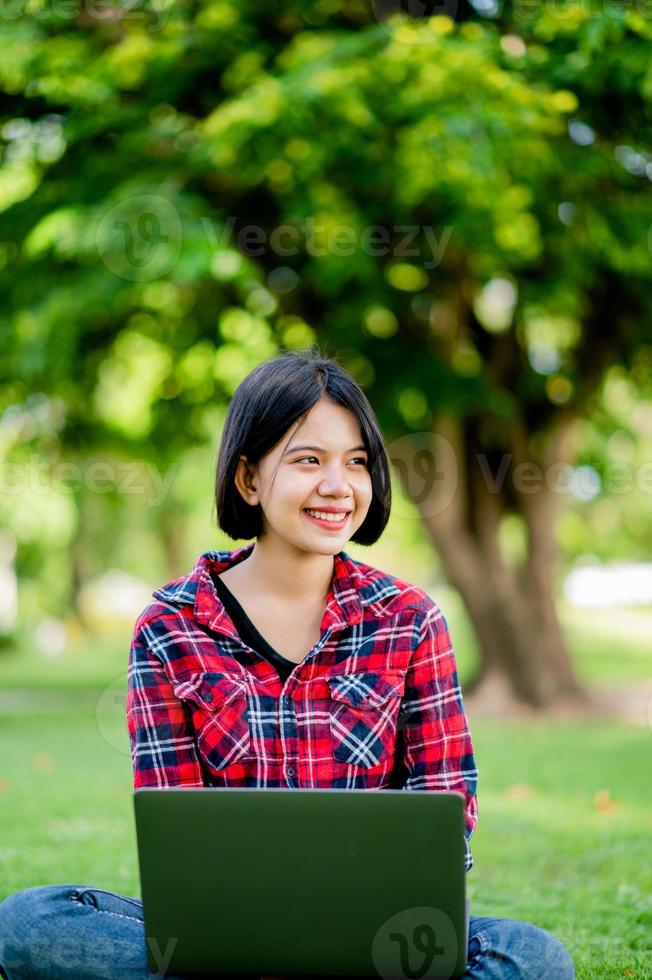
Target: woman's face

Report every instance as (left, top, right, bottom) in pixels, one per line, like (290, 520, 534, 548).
(236, 397, 374, 556)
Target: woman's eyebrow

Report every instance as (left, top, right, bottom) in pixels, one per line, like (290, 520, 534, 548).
(283, 444, 367, 456)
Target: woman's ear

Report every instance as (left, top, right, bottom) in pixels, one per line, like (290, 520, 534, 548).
(233, 455, 260, 506)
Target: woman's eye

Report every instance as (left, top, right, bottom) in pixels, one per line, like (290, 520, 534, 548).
(294, 456, 367, 465)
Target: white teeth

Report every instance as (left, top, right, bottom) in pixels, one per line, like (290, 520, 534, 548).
(304, 509, 348, 522)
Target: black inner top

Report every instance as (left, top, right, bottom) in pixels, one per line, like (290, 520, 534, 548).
(212, 573, 297, 683)
(212, 570, 411, 789)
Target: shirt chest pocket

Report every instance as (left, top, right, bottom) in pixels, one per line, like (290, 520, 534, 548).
(327, 672, 403, 768)
(171, 672, 252, 772)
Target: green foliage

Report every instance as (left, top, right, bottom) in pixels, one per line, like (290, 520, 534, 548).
(2, 1, 649, 431)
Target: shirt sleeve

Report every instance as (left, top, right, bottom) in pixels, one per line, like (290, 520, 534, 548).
(126, 621, 206, 789)
(398, 602, 479, 873)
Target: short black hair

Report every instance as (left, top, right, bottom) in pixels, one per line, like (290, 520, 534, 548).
(214, 347, 391, 545)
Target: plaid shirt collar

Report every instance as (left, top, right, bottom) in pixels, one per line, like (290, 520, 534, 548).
(152, 542, 403, 640)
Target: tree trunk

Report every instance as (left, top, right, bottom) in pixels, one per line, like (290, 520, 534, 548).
(391, 412, 590, 712)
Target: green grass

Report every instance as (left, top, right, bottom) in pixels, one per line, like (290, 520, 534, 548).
(0, 628, 128, 691)
(1, 603, 651, 977)
(470, 719, 652, 978)
(557, 602, 652, 686)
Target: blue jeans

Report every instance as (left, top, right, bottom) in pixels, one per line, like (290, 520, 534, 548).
(0, 884, 575, 979)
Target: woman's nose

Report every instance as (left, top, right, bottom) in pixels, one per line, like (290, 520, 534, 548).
(318, 471, 352, 495)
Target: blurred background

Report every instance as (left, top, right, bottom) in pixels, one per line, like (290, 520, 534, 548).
(0, 1, 651, 977)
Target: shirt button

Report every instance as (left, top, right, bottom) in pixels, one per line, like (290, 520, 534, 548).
(287, 767, 295, 776)
(204, 692, 213, 703)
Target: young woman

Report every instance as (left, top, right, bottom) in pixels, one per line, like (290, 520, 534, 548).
(0, 349, 575, 979)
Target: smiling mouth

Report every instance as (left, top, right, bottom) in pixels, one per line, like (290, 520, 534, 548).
(303, 508, 351, 528)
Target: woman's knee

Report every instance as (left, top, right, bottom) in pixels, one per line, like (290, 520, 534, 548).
(534, 926, 575, 979)
(511, 919, 575, 979)
(0, 884, 79, 929)
(476, 916, 575, 979)
(0, 885, 85, 976)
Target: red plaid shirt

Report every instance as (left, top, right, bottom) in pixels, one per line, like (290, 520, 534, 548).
(126, 542, 479, 871)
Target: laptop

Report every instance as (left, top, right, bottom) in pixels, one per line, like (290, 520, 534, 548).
(133, 787, 470, 978)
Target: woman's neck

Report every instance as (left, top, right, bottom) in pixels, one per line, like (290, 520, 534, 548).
(231, 538, 335, 605)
